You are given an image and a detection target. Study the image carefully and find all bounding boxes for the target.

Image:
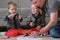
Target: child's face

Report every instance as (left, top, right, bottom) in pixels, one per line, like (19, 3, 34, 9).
(31, 5, 39, 14)
(8, 5, 17, 14)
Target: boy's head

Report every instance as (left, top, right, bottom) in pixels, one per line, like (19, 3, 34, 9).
(8, 1, 17, 14)
(31, 5, 40, 15)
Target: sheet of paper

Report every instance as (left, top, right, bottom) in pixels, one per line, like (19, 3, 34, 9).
(17, 36, 43, 40)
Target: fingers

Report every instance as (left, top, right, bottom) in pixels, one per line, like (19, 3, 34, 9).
(18, 15, 22, 19)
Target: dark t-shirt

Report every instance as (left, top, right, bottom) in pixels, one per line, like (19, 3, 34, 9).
(44, 0, 60, 21)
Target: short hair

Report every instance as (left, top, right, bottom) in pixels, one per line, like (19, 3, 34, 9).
(30, 0, 32, 1)
(8, 1, 17, 9)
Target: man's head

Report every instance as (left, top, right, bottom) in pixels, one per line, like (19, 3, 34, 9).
(31, 5, 40, 15)
(30, 0, 45, 8)
(8, 1, 17, 14)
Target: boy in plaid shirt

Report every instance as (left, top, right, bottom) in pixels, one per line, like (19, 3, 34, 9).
(24, 5, 45, 36)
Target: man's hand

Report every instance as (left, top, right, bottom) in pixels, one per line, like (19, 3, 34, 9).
(39, 27, 48, 34)
(30, 31, 40, 38)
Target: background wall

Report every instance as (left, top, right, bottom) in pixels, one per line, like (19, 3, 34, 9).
(0, 0, 49, 26)
(0, 0, 31, 8)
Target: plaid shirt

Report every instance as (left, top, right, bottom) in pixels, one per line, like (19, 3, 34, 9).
(3, 12, 22, 29)
(27, 13, 45, 28)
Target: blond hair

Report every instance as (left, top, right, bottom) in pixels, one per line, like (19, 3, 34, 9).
(8, 1, 17, 9)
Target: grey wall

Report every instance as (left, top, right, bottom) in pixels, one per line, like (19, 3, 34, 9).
(19, 0, 31, 8)
(0, 0, 31, 8)
(0, 0, 13, 8)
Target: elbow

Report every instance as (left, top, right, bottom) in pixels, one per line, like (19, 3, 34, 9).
(50, 20, 57, 25)
(3, 18, 6, 21)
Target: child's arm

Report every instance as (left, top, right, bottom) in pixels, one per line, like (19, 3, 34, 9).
(18, 15, 23, 22)
(26, 14, 32, 25)
(3, 14, 15, 21)
(3, 15, 9, 21)
(40, 16, 46, 27)
(8, 14, 15, 20)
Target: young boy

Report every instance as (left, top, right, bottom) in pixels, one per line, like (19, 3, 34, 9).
(24, 5, 45, 36)
(3, 1, 23, 37)
(27, 5, 45, 28)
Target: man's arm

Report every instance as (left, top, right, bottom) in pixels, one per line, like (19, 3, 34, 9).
(43, 12, 57, 31)
(40, 0, 58, 33)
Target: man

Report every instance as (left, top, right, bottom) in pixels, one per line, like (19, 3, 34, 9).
(30, 0, 60, 38)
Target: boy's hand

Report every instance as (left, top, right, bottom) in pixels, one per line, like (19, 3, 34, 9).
(8, 14, 15, 20)
(36, 26, 41, 31)
(29, 22, 34, 27)
(18, 15, 22, 20)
